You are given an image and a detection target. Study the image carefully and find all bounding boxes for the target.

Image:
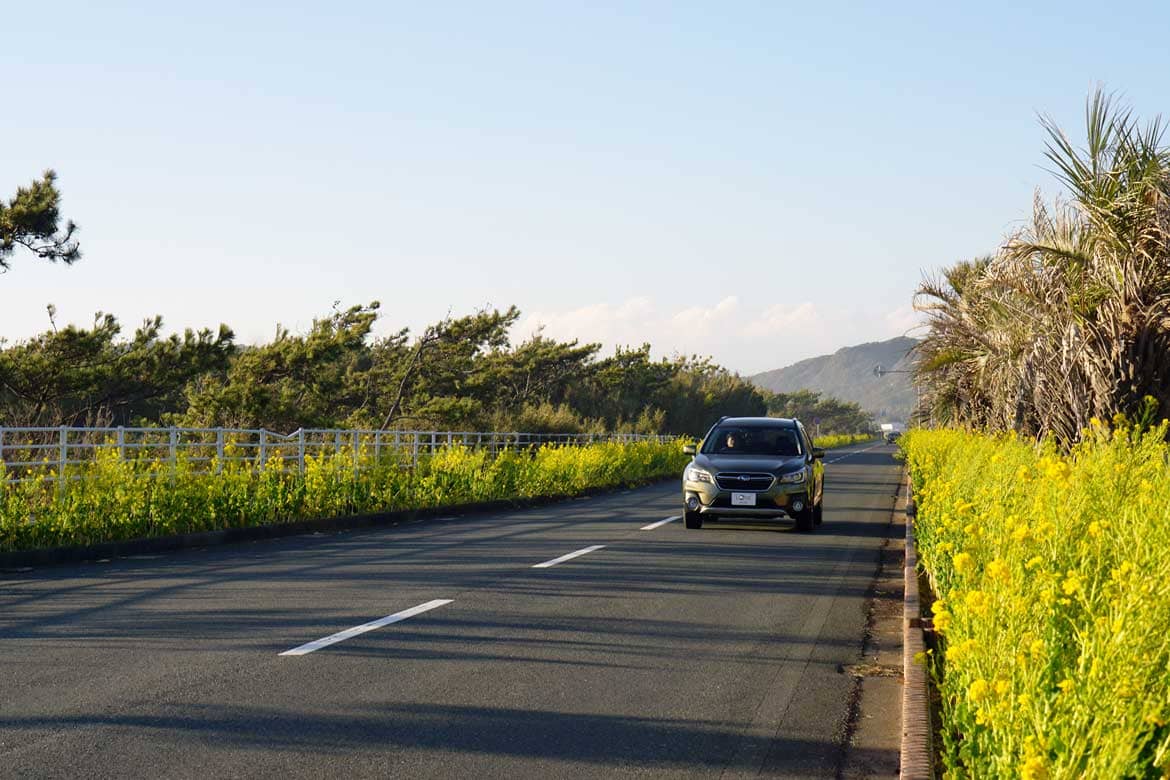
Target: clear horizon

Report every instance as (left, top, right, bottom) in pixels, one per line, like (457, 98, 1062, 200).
(4, 1, 1168, 374)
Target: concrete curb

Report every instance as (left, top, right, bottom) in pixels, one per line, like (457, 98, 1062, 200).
(901, 472, 934, 779)
(0, 477, 671, 571)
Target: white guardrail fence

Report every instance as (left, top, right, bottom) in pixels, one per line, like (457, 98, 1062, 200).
(0, 426, 668, 484)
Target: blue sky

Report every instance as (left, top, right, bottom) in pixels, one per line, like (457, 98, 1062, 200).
(3, 1, 1169, 373)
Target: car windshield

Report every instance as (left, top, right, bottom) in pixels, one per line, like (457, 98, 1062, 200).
(700, 425, 803, 457)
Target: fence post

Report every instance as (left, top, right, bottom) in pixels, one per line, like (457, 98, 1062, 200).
(412, 432, 419, 469)
(168, 428, 178, 472)
(0, 426, 5, 466)
(298, 429, 306, 473)
(215, 428, 225, 473)
(57, 425, 68, 477)
(334, 430, 342, 455)
(374, 430, 382, 463)
(259, 429, 268, 468)
(352, 430, 360, 475)
(117, 426, 126, 461)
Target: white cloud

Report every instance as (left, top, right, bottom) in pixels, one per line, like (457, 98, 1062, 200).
(744, 301, 819, 337)
(670, 296, 740, 330)
(884, 304, 927, 338)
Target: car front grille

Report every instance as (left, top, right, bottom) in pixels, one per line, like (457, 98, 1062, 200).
(715, 473, 775, 491)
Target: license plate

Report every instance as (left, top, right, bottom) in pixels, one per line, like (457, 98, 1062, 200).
(731, 492, 757, 506)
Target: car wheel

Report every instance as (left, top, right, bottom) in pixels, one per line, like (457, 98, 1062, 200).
(794, 506, 815, 532)
(813, 502, 823, 526)
(684, 510, 703, 529)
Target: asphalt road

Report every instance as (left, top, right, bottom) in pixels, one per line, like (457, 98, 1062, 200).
(0, 442, 903, 778)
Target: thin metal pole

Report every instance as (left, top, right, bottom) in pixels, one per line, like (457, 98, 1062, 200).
(59, 425, 68, 478)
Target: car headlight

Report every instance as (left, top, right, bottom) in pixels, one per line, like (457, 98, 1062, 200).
(686, 467, 713, 483)
(779, 470, 806, 484)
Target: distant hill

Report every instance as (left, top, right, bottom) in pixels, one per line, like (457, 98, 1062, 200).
(751, 337, 918, 422)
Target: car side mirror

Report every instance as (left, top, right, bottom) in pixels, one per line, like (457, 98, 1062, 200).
(682, 444, 696, 455)
(811, 448, 825, 460)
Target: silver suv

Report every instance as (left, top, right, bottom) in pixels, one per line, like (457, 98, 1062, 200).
(682, 417, 825, 532)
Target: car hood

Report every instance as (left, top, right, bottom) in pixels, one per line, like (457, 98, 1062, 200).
(692, 454, 807, 474)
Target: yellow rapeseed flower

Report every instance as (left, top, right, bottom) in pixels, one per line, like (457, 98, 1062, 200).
(946, 638, 979, 663)
(986, 558, 1010, 583)
(933, 610, 953, 633)
(1062, 572, 1083, 596)
(965, 590, 990, 617)
(953, 552, 974, 575)
(1057, 678, 1075, 695)
(1025, 555, 1045, 571)
(969, 678, 990, 703)
(1020, 756, 1049, 780)
(994, 678, 1011, 697)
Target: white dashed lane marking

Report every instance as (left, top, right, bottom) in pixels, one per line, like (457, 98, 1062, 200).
(825, 442, 886, 464)
(279, 599, 453, 656)
(532, 545, 606, 568)
(641, 516, 680, 530)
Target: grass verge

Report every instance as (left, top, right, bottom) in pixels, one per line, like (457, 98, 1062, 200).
(0, 440, 688, 553)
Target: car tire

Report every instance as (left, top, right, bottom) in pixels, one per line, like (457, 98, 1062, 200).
(813, 502, 823, 526)
(794, 506, 815, 532)
(684, 510, 703, 529)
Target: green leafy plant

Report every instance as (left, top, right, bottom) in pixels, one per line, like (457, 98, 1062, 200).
(0, 440, 689, 553)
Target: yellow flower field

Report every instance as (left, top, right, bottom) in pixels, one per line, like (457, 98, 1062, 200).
(903, 424, 1170, 778)
(0, 440, 688, 553)
(814, 433, 877, 449)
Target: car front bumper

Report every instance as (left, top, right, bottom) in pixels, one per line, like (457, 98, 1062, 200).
(683, 478, 809, 518)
